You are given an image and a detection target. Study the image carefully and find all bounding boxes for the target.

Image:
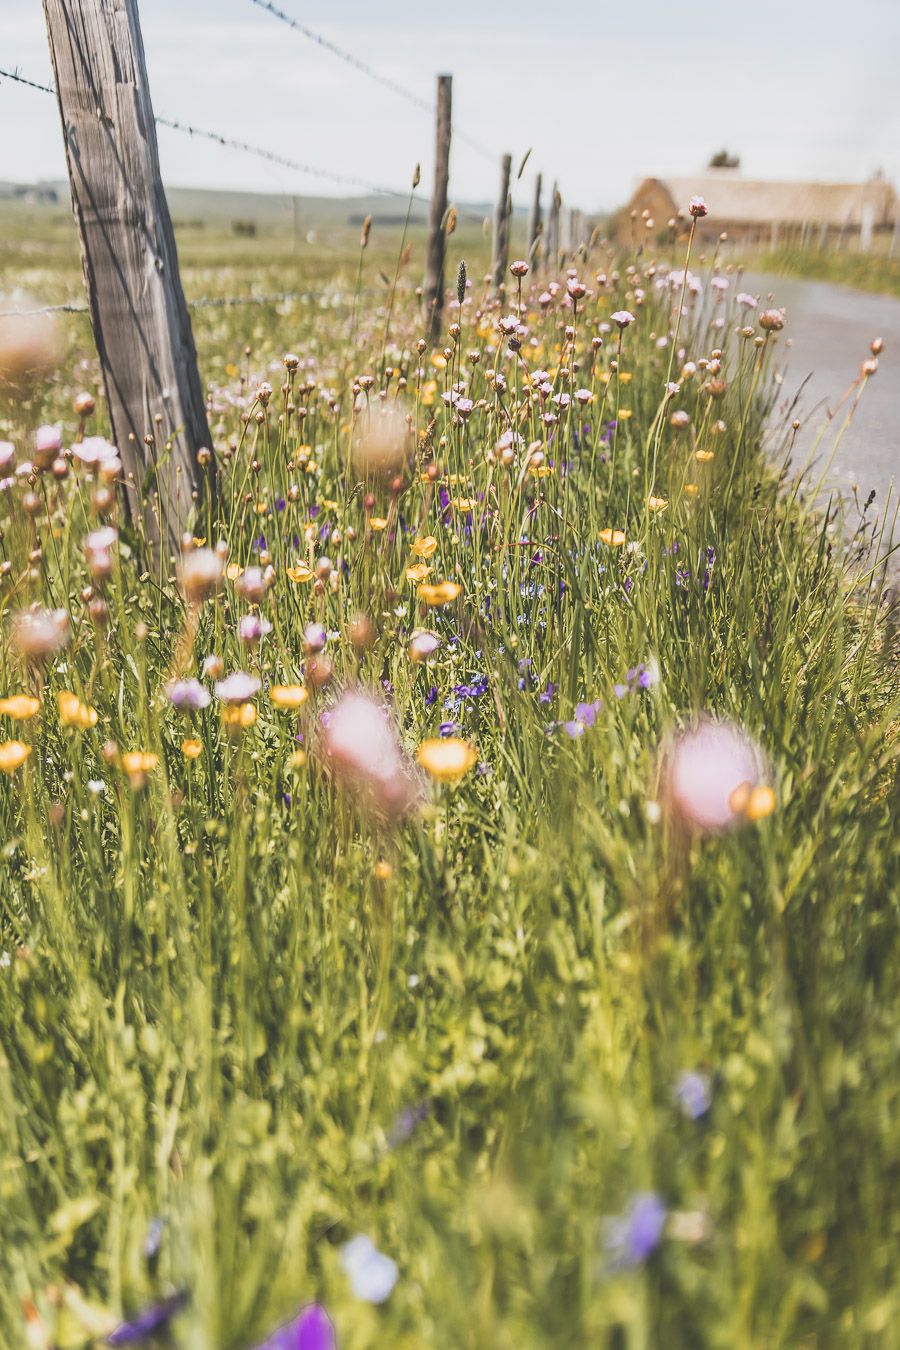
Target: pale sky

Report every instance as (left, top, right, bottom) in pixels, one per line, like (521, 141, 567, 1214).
(2, 0, 899, 211)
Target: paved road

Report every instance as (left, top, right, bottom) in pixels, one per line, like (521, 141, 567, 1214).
(742, 273, 899, 526)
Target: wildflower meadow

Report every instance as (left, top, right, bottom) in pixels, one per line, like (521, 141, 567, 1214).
(0, 195, 897, 1350)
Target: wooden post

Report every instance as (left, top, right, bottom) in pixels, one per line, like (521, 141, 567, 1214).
(43, 0, 212, 553)
(546, 181, 561, 270)
(490, 153, 512, 294)
(424, 73, 452, 344)
(527, 172, 542, 262)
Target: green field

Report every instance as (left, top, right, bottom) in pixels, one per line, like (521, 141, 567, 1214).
(0, 198, 897, 1349)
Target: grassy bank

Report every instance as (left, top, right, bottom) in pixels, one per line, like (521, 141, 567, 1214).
(751, 244, 900, 299)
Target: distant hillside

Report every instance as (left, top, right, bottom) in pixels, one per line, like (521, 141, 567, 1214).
(0, 180, 496, 232)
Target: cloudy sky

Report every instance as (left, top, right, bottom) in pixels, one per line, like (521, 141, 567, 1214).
(2, 0, 898, 211)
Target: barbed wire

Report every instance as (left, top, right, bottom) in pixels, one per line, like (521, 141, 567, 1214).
(0, 66, 54, 95)
(0, 66, 411, 198)
(154, 116, 408, 197)
(246, 0, 497, 162)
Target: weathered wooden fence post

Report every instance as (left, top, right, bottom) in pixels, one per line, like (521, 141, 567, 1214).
(43, 0, 212, 553)
(527, 172, 542, 262)
(546, 181, 561, 270)
(424, 73, 452, 344)
(490, 153, 512, 294)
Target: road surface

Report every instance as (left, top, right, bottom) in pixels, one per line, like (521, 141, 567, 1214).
(741, 273, 898, 528)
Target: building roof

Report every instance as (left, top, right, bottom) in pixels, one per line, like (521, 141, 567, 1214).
(636, 173, 898, 227)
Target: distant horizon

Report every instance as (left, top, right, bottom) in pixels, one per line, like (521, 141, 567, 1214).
(2, 166, 897, 220)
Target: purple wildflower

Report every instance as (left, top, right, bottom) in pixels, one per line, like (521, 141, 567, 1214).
(604, 1192, 667, 1271)
(165, 678, 211, 711)
(107, 1292, 188, 1345)
(252, 1304, 336, 1350)
(674, 1070, 711, 1120)
(388, 1100, 430, 1148)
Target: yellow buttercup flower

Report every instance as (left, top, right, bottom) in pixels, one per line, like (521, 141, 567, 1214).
(369, 517, 388, 531)
(270, 684, 309, 710)
(416, 737, 478, 783)
(222, 702, 257, 729)
(405, 562, 431, 583)
(181, 738, 203, 759)
(454, 498, 475, 512)
(431, 352, 447, 369)
(121, 751, 158, 786)
(226, 562, 244, 581)
(418, 581, 461, 606)
(618, 408, 633, 420)
(0, 740, 32, 773)
(695, 450, 715, 463)
(286, 563, 315, 583)
(647, 496, 669, 513)
(374, 859, 393, 880)
(0, 694, 41, 720)
(58, 691, 99, 729)
(421, 379, 438, 406)
(599, 529, 626, 547)
(746, 785, 777, 822)
(684, 483, 699, 497)
(410, 536, 438, 559)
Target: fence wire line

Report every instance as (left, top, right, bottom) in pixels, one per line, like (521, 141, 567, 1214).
(0, 289, 375, 319)
(0, 66, 410, 198)
(246, 0, 497, 162)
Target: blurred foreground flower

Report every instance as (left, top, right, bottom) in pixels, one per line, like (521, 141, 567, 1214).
(674, 1069, 712, 1120)
(340, 1234, 398, 1303)
(121, 751, 158, 789)
(58, 691, 99, 728)
(418, 581, 461, 606)
(165, 678, 211, 711)
(604, 1192, 667, 1271)
(409, 629, 441, 663)
(0, 694, 41, 720)
(322, 689, 422, 818)
(0, 297, 62, 384)
(107, 1291, 188, 1346)
(416, 737, 478, 783)
(10, 608, 70, 661)
(663, 717, 774, 830)
(0, 740, 31, 774)
(215, 672, 261, 704)
(352, 402, 411, 476)
(271, 684, 309, 710)
(252, 1304, 335, 1350)
(178, 546, 225, 605)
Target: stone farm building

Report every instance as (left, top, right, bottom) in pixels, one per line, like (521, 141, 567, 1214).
(620, 171, 898, 250)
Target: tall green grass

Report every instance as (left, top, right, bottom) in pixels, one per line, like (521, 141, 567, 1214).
(0, 225, 896, 1349)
